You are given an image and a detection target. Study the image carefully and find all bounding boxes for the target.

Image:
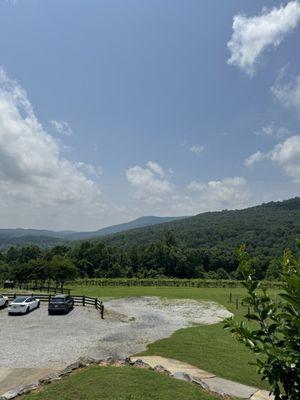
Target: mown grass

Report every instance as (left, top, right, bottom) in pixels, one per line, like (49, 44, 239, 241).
(68, 285, 278, 389)
(140, 323, 268, 389)
(22, 365, 220, 400)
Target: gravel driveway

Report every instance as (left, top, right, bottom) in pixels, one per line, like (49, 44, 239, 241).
(0, 297, 232, 369)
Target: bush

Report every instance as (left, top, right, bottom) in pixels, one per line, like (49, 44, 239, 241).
(224, 246, 300, 400)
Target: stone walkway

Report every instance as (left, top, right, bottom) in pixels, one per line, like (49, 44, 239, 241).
(130, 356, 274, 400)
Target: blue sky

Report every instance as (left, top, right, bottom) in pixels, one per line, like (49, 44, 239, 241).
(0, 0, 299, 230)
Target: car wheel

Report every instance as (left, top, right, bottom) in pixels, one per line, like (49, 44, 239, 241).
(5, 301, 8, 307)
(25, 306, 30, 314)
(8, 312, 11, 316)
(37, 301, 40, 308)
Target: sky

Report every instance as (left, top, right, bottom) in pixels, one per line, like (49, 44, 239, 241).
(0, 0, 299, 231)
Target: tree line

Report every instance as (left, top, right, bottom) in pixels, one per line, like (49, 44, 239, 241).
(0, 231, 288, 285)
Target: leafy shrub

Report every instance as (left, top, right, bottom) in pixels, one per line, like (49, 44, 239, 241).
(225, 245, 300, 400)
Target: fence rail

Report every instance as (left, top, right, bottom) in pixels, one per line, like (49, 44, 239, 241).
(16, 284, 71, 294)
(2, 293, 104, 319)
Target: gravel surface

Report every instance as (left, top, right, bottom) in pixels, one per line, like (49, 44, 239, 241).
(0, 297, 232, 369)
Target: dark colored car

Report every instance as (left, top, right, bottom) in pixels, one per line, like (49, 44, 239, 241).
(48, 294, 74, 315)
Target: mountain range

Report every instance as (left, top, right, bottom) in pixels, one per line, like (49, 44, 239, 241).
(0, 216, 184, 248)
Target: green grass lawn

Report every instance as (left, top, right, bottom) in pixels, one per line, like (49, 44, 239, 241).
(140, 323, 267, 389)
(22, 365, 219, 400)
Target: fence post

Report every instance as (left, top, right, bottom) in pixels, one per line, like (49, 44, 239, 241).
(236, 298, 238, 309)
(229, 292, 232, 303)
(83, 296, 85, 307)
(101, 303, 104, 319)
(94, 298, 97, 309)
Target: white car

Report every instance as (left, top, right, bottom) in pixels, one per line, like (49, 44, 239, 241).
(8, 296, 40, 315)
(0, 294, 9, 308)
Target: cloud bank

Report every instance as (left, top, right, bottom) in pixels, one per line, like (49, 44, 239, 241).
(0, 67, 108, 230)
(187, 177, 250, 210)
(126, 161, 172, 205)
(126, 160, 250, 215)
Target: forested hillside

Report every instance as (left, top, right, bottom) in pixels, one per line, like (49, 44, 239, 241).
(103, 198, 300, 259)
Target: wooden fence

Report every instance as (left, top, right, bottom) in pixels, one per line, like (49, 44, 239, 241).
(2, 293, 104, 319)
(5, 283, 71, 294)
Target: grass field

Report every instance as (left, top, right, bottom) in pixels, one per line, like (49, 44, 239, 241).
(22, 365, 219, 400)
(66, 285, 278, 389)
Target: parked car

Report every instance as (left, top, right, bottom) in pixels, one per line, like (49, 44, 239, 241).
(8, 296, 40, 315)
(48, 294, 74, 315)
(0, 294, 9, 308)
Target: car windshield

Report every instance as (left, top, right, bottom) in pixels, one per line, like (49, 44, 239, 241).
(12, 297, 28, 303)
(50, 298, 65, 303)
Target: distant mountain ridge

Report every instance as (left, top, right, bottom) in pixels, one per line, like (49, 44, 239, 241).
(1, 198, 299, 257)
(0, 216, 184, 248)
(101, 197, 300, 259)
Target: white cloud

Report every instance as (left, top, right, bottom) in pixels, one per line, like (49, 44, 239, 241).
(0, 67, 117, 230)
(187, 177, 250, 209)
(75, 162, 103, 178)
(126, 161, 172, 204)
(272, 73, 300, 114)
(244, 151, 265, 168)
(50, 119, 73, 136)
(147, 161, 165, 178)
(244, 135, 300, 182)
(189, 144, 204, 155)
(270, 135, 300, 182)
(254, 124, 290, 139)
(227, 1, 300, 75)
(180, 140, 205, 156)
(126, 160, 251, 215)
(187, 181, 206, 191)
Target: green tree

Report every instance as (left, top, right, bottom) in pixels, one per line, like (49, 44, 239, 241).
(19, 245, 41, 263)
(50, 256, 78, 286)
(28, 258, 50, 284)
(0, 261, 9, 281)
(6, 246, 19, 264)
(224, 245, 300, 400)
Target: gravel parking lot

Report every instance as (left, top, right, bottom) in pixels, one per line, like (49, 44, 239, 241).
(0, 297, 232, 369)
